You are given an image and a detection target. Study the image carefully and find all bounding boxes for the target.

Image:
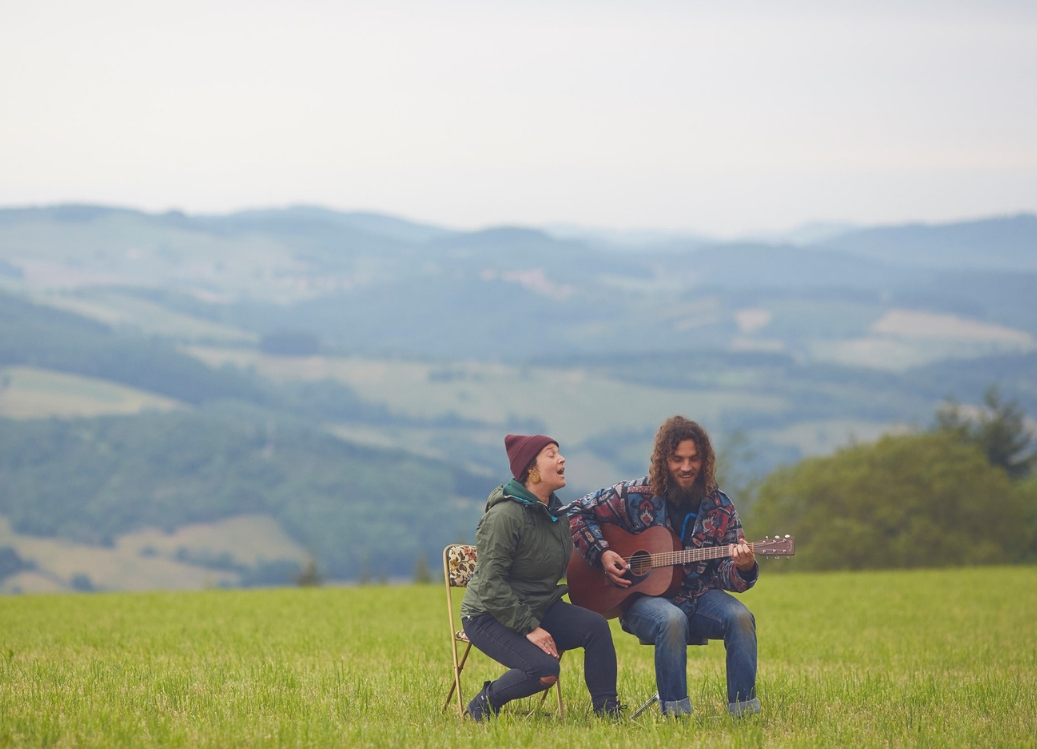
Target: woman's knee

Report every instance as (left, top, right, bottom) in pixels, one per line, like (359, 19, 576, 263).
(585, 612, 613, 643)
(533, 655, 561, 682)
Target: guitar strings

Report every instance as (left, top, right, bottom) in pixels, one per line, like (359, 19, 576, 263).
(620, 543, 755, 568)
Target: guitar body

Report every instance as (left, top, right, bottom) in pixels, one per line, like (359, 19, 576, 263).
(566, 525, 683, 618)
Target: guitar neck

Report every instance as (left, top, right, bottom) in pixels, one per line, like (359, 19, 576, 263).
(569, 527, 792, 618)
(651, 543, 745, 568)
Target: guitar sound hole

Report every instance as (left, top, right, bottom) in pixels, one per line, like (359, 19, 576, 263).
(627, 550, 652, 580)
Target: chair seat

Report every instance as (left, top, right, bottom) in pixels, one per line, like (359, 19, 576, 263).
(638, 635, 709, 646)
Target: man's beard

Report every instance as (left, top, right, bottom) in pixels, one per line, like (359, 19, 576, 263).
(667, 479, 701, 506)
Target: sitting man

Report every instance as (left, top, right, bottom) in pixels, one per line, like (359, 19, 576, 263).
(568, 415, 760, 717)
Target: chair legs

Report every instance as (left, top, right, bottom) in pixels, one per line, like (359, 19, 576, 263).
(443, 647, 565, 718)
(537, 662, 564, 717)
(443, 640, 473, 716)
(630, 692, 659, 719)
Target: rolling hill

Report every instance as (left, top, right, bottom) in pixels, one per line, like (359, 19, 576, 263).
(1, 204, 1034, 592)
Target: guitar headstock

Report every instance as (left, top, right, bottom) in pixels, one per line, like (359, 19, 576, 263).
(753, 535, 795, 556)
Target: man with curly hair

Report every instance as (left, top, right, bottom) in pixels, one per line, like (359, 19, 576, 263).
(568, 415, 760, 718)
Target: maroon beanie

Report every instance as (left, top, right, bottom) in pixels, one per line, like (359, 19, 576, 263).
(504, 434, 558, 480)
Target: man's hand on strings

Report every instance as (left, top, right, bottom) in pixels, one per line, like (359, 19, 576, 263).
(600, 549, 632, 587)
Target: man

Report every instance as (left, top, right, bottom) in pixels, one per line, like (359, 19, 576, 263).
(568, 415, 760, 717)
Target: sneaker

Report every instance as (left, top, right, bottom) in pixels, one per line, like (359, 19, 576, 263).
(466, 681, 499, 722)
(594, 698, 625, 719)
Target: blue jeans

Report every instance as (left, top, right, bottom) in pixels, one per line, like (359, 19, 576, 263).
(463, 599, 618, 712)
(620, 589, 759, 716)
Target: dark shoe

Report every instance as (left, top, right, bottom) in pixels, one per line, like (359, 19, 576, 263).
(594, 697, 625, 719)
(466, 681, 499, 722)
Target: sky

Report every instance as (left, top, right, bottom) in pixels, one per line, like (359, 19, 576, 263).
(2, 0, 1036, 237)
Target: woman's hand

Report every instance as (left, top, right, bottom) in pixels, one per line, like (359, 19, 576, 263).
(526, 627, 559, 658)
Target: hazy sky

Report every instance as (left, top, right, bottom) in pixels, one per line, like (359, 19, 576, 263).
(2, 0, 1035, 236)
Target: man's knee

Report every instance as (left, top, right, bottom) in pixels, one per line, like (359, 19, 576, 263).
(656, 606, 689, 643)
(727, 605, 756, 637)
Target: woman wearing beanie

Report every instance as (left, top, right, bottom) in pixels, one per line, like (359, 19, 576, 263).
(459, 434, 621, 721)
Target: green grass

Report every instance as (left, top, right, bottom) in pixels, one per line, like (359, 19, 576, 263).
(2, 567, 1035, 748)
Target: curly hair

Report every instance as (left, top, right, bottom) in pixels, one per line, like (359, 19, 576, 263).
(648, 415, 716, 499)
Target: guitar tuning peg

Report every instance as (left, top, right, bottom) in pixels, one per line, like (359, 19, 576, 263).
(784, 534, 790, 538)
(764, 535, 769, 539)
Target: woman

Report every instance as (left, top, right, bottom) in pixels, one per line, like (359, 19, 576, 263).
(460, 433, 621, 720)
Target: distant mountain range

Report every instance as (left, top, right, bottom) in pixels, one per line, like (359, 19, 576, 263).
(1, 203, 1034, 592)
(2, 204, 1034, 359)
(4, 203, 1035, 266)
(813, 214, 1037, 271)
(546, 213, 1037, 271)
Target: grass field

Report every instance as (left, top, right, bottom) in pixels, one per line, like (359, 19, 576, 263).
(0, 367, 181, 420)
(30, 291, 257, 344)
(184, 347, 785, 444)
(0, 515, 309, 595)
(2, 567, 1034, 748)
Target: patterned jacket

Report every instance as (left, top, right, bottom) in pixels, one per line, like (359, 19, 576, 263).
(568, 477, 758, 609)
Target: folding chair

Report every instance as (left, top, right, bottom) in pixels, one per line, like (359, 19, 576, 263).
(442, 543, 564, 718)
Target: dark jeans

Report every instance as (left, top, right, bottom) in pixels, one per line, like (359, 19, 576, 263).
(462, 599, 618, 711)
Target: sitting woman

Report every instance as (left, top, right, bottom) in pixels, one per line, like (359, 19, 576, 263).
(460, 433, 621, 720)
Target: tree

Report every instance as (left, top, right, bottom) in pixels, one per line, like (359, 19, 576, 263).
(1019, 475, 1037, 563)
(936, 386, 1036, 480)
(70, 573, 96, 592)
(0, 546, 33, 580)
(294, 560, 322, 587)
(749, 431, 1027, 571)
(715, 430, 760, 513)
(413, 555, 432, 584)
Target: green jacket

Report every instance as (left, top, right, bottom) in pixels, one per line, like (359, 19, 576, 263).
(460, 480, 573, 634)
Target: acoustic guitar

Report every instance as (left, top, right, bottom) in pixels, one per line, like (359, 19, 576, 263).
(566, 525, 795, 618)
